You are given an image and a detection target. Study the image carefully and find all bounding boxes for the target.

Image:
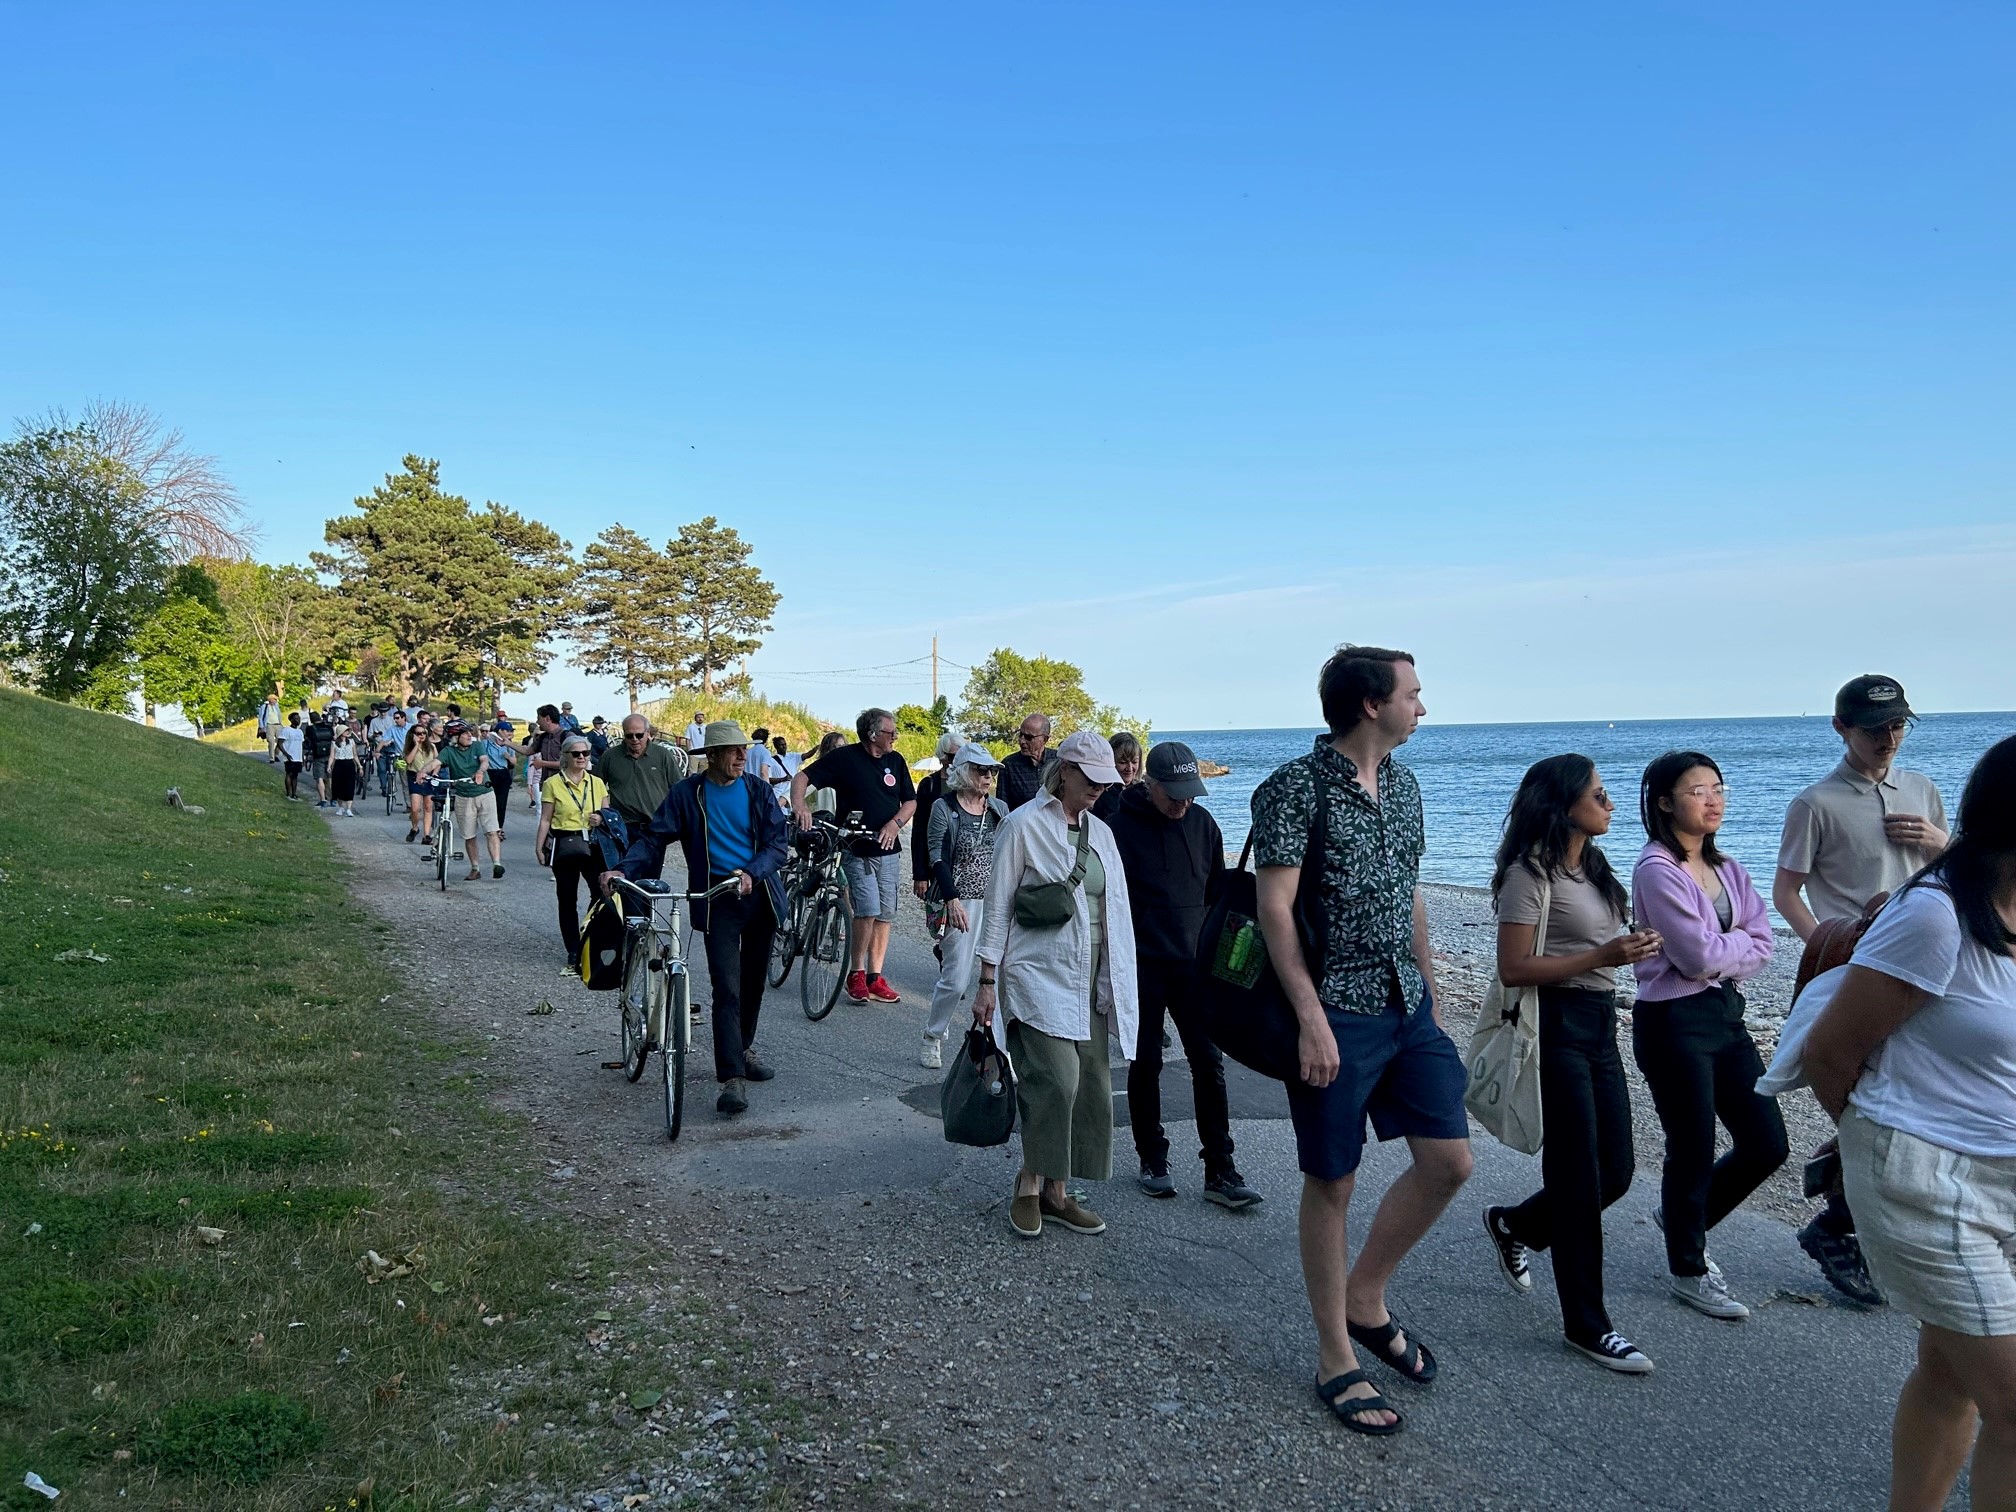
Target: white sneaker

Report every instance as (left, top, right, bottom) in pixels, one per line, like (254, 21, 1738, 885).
(1651, 1206, 1725, 1279)
(920, 1036, 942, 1070)
(1670, 1270, 1749, 1320)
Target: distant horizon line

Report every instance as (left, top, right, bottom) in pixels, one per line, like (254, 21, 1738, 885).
(1152, 707, 2016, 734)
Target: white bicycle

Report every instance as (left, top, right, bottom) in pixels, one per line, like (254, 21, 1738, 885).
(609, 876, 741, 1141)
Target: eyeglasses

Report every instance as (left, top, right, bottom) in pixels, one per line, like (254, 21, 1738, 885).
(1858, 720, 1910, 736)
(1678, 783, 1728, 801)
(1590, 789, 1613, 807)
(1017, 731, 1042, 743)
(872, 727, 896, 740)
(624, 732, 649, 740)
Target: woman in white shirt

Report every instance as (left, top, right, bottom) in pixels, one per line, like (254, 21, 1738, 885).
(1806, 734, 2016, 1512)
(974, 731, 1139, 1240)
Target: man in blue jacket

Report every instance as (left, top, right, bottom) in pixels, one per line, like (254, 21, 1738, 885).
(604, 721, 791, 1117)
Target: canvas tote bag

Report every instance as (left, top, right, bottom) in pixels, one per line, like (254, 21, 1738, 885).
(1463, 871, 1550, 1155)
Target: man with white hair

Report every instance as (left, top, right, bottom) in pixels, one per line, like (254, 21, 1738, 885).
(997, 713, 1058, 812)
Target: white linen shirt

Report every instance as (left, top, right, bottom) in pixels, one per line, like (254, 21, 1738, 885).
(976, 792, 1139, 1058)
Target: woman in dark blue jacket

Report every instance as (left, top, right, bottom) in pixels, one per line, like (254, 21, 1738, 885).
(605, 722, 791, 1117)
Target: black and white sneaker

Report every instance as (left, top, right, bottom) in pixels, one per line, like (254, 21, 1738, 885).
(1566, 1331, 1654, 1375)
(1483, 1206, 1533, 1294)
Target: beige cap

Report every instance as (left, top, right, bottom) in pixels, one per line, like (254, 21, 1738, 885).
(1055, 729, 1122, 785)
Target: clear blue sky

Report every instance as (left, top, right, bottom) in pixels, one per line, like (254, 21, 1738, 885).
(5, 2, 2012, 728)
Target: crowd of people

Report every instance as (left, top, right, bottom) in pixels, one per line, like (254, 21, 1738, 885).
(264, 656, 2014, 1498)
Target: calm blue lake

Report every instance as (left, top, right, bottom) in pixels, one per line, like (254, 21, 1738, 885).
(1162, 712, 2014, 906)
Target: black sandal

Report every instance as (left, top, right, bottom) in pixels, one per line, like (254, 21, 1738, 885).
(1315, 1370, 1403, 1436)
(1347, 1314, 1437, 1385)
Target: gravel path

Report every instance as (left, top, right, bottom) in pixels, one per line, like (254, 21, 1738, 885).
(321, 802, 1934, 1511)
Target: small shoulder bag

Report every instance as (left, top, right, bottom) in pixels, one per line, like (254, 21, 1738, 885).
(1012, 817, 1092, 929)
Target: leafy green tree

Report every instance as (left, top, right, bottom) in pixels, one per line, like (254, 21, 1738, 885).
(664, 516, 780, 695)
(134, 565, 256, 734)
(573, 524, 690, 711)
(955, 648, 1146, 745)
(209, 558, 340, 706)
(312, 456, 572, 700)
(0, 422, 168, 703)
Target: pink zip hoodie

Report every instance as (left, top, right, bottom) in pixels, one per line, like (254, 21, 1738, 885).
(1630, 842, 1775, 1002)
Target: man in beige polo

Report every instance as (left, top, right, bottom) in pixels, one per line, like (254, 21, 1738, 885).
(1773, 672, 1949, 1307)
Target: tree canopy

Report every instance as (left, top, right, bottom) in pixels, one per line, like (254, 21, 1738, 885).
(312, 456, 572, 701)
(665, 516, 779, 696)
(956, 648, 1147, 746)
(573, 524, 688, 711)
(0, 422, 169, 704)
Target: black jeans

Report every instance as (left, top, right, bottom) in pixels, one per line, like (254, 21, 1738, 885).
(1631, 983, 1789, 1278)
(1127, 957, 1234, 1176)
(490, 771, 515, 834)
(552, 846, 602, 958)
(702, 887, 777, 1084)
(1500, 987, 1635, 1344)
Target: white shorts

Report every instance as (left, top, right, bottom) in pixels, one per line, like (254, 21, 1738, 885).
(1841, 1107, 2016, 1338)
(453, 790, 501, 838)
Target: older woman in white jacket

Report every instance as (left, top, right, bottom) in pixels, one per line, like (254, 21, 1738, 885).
(974, 730, 1140, 1239)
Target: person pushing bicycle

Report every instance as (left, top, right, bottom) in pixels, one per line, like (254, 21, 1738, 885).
(601, 720, 792, 1119)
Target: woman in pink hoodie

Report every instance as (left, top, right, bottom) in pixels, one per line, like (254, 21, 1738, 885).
(1631, 750, 1788, 1321)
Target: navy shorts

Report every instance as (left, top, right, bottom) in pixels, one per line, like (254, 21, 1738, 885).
(1285, 989, 1470, 1180)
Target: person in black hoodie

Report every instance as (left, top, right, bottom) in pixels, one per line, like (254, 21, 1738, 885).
(1108, 741, 1262, 1209)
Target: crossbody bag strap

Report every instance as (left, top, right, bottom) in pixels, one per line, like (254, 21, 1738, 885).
(1064, 814, 1092, 889)
(1298, 770, 1330, 961)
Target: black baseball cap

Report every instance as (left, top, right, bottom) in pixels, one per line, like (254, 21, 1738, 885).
(1146, 741, 1208, 800)
(1836, 674, 1916, 728)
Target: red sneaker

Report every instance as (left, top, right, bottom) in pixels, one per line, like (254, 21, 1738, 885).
(845, 970, 871, 1003)
(868, 975, 902, 1004)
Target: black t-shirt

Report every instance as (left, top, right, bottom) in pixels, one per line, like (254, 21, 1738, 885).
(805, 743, 916, 832)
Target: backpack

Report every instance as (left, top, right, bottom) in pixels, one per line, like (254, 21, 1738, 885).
(1794, 892, 1890, 999)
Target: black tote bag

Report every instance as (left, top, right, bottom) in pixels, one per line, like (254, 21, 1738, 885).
(1194, 779, 1328, 1083)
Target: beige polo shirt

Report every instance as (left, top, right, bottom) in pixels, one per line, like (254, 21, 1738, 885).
(1777, 759, 1946, 924)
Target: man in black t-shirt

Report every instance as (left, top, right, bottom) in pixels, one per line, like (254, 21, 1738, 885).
(790, 707, 917, 1004)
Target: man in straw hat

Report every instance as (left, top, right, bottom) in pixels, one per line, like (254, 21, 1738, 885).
(604, 720, 792, 1117)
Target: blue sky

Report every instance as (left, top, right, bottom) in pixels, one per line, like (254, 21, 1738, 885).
(5, 2, 2013, 728)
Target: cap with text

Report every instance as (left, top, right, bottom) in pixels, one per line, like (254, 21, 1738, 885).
(1146, 741, 1208, 799)
(1836, 674, 1916, 729)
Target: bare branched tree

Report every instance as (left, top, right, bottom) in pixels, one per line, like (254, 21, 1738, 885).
(40, 400, 257, 562)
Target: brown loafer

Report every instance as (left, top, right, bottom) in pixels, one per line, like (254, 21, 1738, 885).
(1039, 1193, 1107, 1235)
(1008, 1194, 1043, 1239)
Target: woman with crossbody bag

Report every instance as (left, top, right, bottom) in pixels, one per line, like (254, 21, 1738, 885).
(534, 736, 608, 966)
(919, 745, 1010, 1069)
(1478, 756, 1665, 1374)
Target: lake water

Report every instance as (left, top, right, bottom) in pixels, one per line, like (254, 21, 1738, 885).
(1161, 712, 2014, 915)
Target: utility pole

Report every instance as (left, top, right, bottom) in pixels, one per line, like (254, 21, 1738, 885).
(931, 636, 939, 704)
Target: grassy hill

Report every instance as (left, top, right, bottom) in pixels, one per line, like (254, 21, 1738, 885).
(0, 691, 582, 1509)
(637, 693, 832, 752)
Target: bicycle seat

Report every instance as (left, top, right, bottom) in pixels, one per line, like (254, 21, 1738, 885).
(631, 878, 674, 895)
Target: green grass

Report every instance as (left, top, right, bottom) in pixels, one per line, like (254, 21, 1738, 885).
(638, 692, 832, 751)
(0, 689, 727, 1511)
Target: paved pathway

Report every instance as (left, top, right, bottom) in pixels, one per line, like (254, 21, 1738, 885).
(318, 783, 1955, 1511)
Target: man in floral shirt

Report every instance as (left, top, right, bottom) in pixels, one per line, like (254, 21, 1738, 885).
(1249, 645, 1471, 1437)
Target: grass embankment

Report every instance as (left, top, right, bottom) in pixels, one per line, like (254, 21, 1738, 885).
(200, 717, 264, 752)
(638, 694, 828, 751)
(0, 693, 762, 1510)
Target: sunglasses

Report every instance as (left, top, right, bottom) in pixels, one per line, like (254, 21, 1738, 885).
(624, 732, 649, 740)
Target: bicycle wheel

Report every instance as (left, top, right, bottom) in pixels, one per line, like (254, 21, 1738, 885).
(663, 965, 689, 1140)
(766, 878, 802, 988)
(800, 894, 847, 1022)
(620, 933, 652, 1082)
(435, 807, 451, 890)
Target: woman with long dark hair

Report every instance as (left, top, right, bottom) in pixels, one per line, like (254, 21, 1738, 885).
(1479, 756, 1664, 1372)
(1805, 734, 2016, 1512)
(1631, 750, 1788, 1321)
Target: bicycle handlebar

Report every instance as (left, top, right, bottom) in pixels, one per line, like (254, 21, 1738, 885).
(609, 875, 745, 905)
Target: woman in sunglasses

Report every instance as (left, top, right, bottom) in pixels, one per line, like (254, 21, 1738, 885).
(1630, 750, 1787, 1321)
(1480, 756, 1663, 1373)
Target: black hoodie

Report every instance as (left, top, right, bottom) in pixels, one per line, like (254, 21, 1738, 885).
(1105, 783, 1227, 963)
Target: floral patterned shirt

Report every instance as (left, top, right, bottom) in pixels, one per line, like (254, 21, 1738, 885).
(1249, 736, 1427, 1016)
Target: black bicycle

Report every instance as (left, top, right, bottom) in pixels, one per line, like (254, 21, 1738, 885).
(791, 815, 866, 1022)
